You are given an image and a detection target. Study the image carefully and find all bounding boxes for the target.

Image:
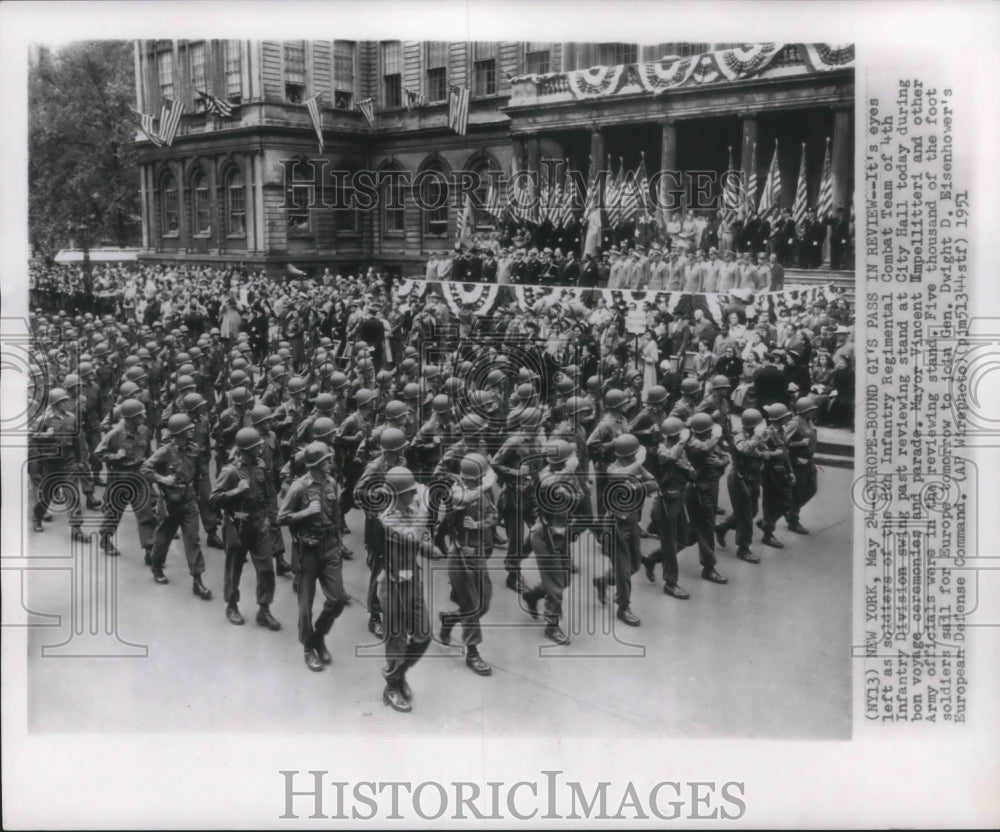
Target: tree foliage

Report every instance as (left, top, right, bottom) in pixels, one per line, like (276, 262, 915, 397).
(29, 41, 141, 263)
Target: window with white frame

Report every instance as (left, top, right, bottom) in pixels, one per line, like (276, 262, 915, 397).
(284, 40, 306, 103)
(381, 41, 403, 108)
(425, 41, 448, 102)
(224, 40, 242, 103)
(226, 168, 245, 236)
(190, 170, 211, 234)
(159, 171, 179, 236)
(189, 42, 206, 108)
(157, 50, 174, 100)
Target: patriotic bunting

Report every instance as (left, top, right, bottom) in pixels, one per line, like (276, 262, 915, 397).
(157, 98, 185, 146)
(129, 105, 164, 147)
(404, 88, 427, 109)
(448, 85, 470, 135)
(196, 89, 234, 117)
(357, 97, 376, 126)
(792, 142, 809, 232)
(817, 138, 834, 219)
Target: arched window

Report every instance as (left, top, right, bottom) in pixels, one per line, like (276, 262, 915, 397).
(159, 171, 179, 236)
(468, 157, 498, 230)
(419, 161, 449, 237)
(225, 168, 245, 235)
(332, 166, 359, 234)
(381, 165, 405, 235)
(190, 169, 211, 234)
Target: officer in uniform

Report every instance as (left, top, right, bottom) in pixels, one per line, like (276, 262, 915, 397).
(93, 397, 156, 560)
(214, 386, 254, 474)
(183, 392, 225, 550)
(668, 377, 702, 422)
(758, 403, 795, 548)
(715, 409, 770, 564)
(141, 413, 213, 598)
(31, 387, 86, 540)
(586, 388, 630, 526)
(683, 412, 730, 585)
(278, 441, 350, 672)
(211, 427, 281, 630)
(696, 374, 734, 448)
(642, 416, 695, 599)
(250, 404, 292, 577)
(438, 453, 498, 676)
(523, 440, 580, 644)
(272, 375, 308, 458)
(785, 396, 819, 534)
(378, 466, 438, 713)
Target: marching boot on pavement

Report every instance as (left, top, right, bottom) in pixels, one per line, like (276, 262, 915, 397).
(141, 413, 212, 596)
(93, 398, 156, 558)
(643, 417, 695, 599)
(759, 404, 795, 548)
(210, 428, 279, 630)
(715, 409, 771, 564)
(249, 405, 291, 579)
(683, 413, 730, 585)
(278, 442, 349, 672)
(378, 467, 437, 712)
(785, 397, 819, 535)
(31, 387, 86, 540)
(439, 453, 499, 675)
(62, 374, 102, 511)
(182, 392, 224, 550)
(586, 388, 630, 560)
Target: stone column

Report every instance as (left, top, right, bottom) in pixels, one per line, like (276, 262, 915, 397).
(739, 112, 758, 193)
(832, 105, 852, 210)
(659, 117, 677, 226)
(526, 134, 541, 177)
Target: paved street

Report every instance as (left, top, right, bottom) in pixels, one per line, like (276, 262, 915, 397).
(24, 464, 852, 739)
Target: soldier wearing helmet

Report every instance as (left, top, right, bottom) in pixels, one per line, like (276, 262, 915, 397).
(492, 404, 546, 594)
(682, 411, 730, 585)
(183, 392, 224, 551)
(278, 441, 350, 673)
(715, 408, 772, 564)
(79, 361, 107, 490)
(438, 453, 499, 677)
(784, 396, 819, 535)
(260, 364, 289, 409)
(587, 388, 631, 520)
(295, 392, 338, 448)
(271, 376, 308, 457)
(335, 388, 379, 533)
(63, 373, 103, 512)
(523, 440, 582, 645)
(627, 385, 670, 479)
(758, 403, 796, 549)
(695, 373, 735, 450)
(433, 413, 489, 480)
(30, 388, 87, 539)
(409, 394, 458, 481)
(250, 404, 292, 578)
(592, 434, 658, 627)
(669, 377, 703, 422)
(141, 413, 213, 598)
(214, 386, 255, 474)
(210, 427, 281, 631)
(642, 416, 696, 598)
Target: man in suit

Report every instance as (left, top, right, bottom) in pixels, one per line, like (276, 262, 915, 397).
(768, 253, 785, 292)
(481, 248, 498, 283)
(578, 253, 599, 288)
(775, 209, 797, 267)
(559, 249, 581, 286)
(829, 207, 851, 270)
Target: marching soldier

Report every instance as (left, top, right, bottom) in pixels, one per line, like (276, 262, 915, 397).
(62, 373, 102, 511)
(141, 413, 213, 598)
(210, 427, 281, 630)
(94, 398, 156, 560)
(183, 392, 225, 550)
(785, 396, 819, 534)
(438, 453, 498, 676)
(715, 409, 770, 564)
(668, 377, 702, 422)
(278, 441, 350, 672)
(586, 388, 630, 523)
(31, 387, 86, 541)
(683, 412, 730, 586)
(758, 403, 795, 548)
(78, 361, 106, 487)
(250, 404, 292, 577)
(214, 386, 254, 474)
(696, 374, 735, 449)
(336, 387, 378, 532)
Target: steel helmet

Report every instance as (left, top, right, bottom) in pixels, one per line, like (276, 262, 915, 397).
(612, 433, 641, 458)
(319, 337, 333, 348)
(520, 406, 543, 429)
(795, 396, 818, 414)
(175, 351, 191, 365)
(431, 394, 452, 414)
(741, 408, 764, 428)
(402, 382, 420, 400)
(93, 342, 109, 357)
(48, 387, 69, 406)
(586, 375, 601, 393)
(235, 427, 263, 450)
(766, 403, 792, 421)
(515, 383, 534, 401)
(563, 395, 590, 417)
(517, 367, 535, 384)
(689, 412, 715, 434)
(422, 364, 441, 380)
(276, 347, 292, 359)
(78, 361, 95, 378)
(604, 388, 627, 410)
(230, 387, 253, 406)
(459, 412, 488, 434)
(383, 400, 408, 421)
(119, 381, 140, 398)
(124, 366, 147, 382)
(660, 416, 685, 437)
(376, 370, 395, 386)
(176, 375, 197, 393)
(484, 368, 505, 388)
(266, 354, 282, 369)
(229, 370, 249, 388)
(385, 465, 418, 494)
(120, 398, 145, 419)
(459, 453, 490, 481)
(545, 439, 574, 464)
(310, 393, 336, 415)
(379, 426, 408, 452)
(355, 388, 377, 408)
(356, 358, 374, 374)
(710, 374, 732, 391)
(457, 360, 474, 376)
(62, 373, 81, 390)
(555, 377, 575, 396)
(469, 390, 498, 413)
(303, 440, 333, 468)
(287, 376, 307, 394)
(680, 378, 701, 395)
(400, 358, 417, 374)
(317, 362, 335, 378)
(251, 404, 273, 425)
(123, 355, 140, 369)
(330, 371, 349, 390)
(167, 413, 194, 435)
(646, 385, 668, 405)
(188, 346, 203, 360)
(182, 392, 206, 413)
(269, 364, 288, 381)
(231, 357, 249, 371)
(403, 346, 418, 359)
(311, 416, 338, 439)
(176, 363, 197, 378)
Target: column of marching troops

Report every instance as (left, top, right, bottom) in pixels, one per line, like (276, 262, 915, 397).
(28, 310, 821, 714)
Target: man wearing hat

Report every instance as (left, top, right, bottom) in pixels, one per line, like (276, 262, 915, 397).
(757, 403, 795, 549)
(607, 247, 625, 289)
(668, 377, 702, 422)
(703, 248, 722, 293)
(683, 413, 730, 585)
(586, 388, 631, 523)
(279, 441, 350, 672)
(696, 374, 735, 451)
(715, 408, 771, 564)
(211, 427, 281, 630)
(718, 250, 739, 293)
(784, 396, 819, 535)
(439, 453, 499, 675)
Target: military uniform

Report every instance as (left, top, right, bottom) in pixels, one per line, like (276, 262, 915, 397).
(785, 414, 818, 529)
(645, 438, 695, 587)
(716, 427, 768, 554)
(31, 405, 84, 533)
(94, 418, 156, 552)
(683, 429, 730, 573)
(760, 422, 794, 538)
(492, 429, 544, 581)
(586, 411, 628, 517)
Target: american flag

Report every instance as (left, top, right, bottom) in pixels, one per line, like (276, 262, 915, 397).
(792, 142, 809, 232)
(560, 166, 583, 228)
(816, 138, 834, 219)
(196, 89, 234, 117)
(404, 88, 427, 110)
(720, 145, 740, 223)
(606, 157, 625, 228)
(636, 153, 652, 214)
(448, 85, 470, 135)
(621, 162, 644, 222)
(756, 140, 781, 218)
(304, 92, 325, 153)
(484, 172, 505, 221)
(744, 141, 758, 218)
(157, 98, 185, 146)
(357, 97, 376, 126)
(129, 105, 164, 147)
(538, 173, 553, 225)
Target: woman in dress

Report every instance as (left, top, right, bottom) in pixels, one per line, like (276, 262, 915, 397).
(640, 329, 660, 394)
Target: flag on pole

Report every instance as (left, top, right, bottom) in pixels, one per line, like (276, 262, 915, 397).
(583, 204, 603, 257)
(304, 92, 325, 152)
(129, 105, 164, 146)
(816, 138, 834, 220)
(720, 145, 740, 223)
(157, 98, 185, 146)
(196, 89, 234, 117)
(607, 157, 626, 228)
(559, 164, 581, 228)
(356, 97, 376, 127)
(457, 192, 474, 243)
(792, 142, 809, 232)
(745, 141, 758, 218)
(404, 88, 427, 110)
(448, 85, 470, 135)
(636, 152, 652, 214)
(757, 140, 781, 218)
(621, 161, 645, 222)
